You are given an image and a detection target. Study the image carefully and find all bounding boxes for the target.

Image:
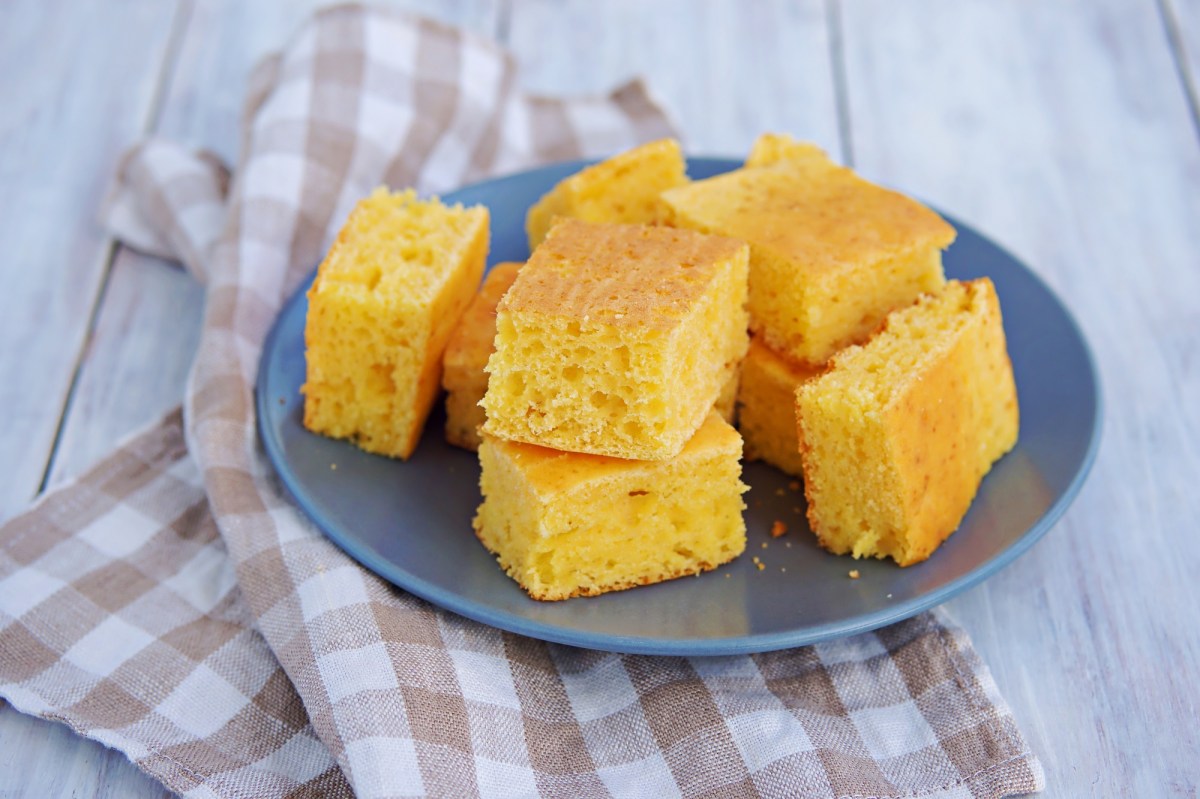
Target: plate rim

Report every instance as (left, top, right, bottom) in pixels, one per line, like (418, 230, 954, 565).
(256, 156, 1103, 655)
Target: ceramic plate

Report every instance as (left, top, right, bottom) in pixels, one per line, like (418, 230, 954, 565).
(256, 158, 1101, 655)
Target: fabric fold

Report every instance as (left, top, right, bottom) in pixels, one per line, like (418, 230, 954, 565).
(1, 6, 1043, 798)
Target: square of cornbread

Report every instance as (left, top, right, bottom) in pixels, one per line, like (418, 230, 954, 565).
(442, 262, 523, 451)
(481, 219, 750, 461)
(796, 279, 1019, 567)
(525, 138, 689, 250)
(302, 187, 489, 459)
(736, 336, 822, 479)
(661, 138, 955, 365)
(474, 412, 748, 601)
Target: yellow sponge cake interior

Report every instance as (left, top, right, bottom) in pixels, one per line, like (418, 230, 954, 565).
(796, 278, 1018, 566)
(474, 412, 748, 601)
(302, 187, 489, 459)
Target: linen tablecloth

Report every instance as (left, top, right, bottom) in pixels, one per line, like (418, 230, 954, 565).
(0, 6, 1045, 798)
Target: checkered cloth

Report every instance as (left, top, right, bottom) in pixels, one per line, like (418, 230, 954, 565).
(0, 6, 1045, 798)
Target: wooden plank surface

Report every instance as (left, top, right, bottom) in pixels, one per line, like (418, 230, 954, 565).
(1162, 0, 1200, 132)
(0, 0, 181, 518)
(838, 0, 1200, 794)
(3, 0, 1199, 796)
(506, 0, 843, 159)
(0, 2, 187, 794)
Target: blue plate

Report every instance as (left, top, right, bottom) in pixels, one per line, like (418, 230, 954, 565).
(256, 158, 1101, 655)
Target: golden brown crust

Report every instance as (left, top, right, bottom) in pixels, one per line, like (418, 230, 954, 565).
(502, 218, 747, 331)
(663, 163, 955, 274)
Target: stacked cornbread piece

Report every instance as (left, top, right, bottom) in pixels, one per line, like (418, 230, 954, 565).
(474, 218, 751, 600)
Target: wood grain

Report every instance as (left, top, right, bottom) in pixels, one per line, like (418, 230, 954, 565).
(839, 0, 1200, 794)
(43, 251, 206, 487)
(0, 0, 181, 519)
(1162, 0, 1200, 135)
(505, 0, 844, 159)
(0, 1, 188, 792)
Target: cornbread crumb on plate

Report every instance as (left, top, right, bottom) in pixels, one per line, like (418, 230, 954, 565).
(796, 278, 1019, 567)
(442, 262, 522, 451)
(473, 412, 747, 601)
(482, 219, 749, 461)
(661, 134, 955, 365)
(302, 187, 488, 459)
(525, 138, 689, 249)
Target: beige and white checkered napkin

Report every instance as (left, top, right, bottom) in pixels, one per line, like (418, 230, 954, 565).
(0, 6, 1045, 798)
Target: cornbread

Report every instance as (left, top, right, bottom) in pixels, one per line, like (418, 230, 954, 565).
(737, 335, 822, 478)
(714, 362, 740, 424)
(474, 412, 748, 600)
(442, 262, 522, 451)
(795, 279, 1019, 567)
(661, 138, 955, 365)
(744, 133, 831, 169)
(302, 187, 489, 459)
(525, 138, 689, 249)
(481, 219, 750, 460)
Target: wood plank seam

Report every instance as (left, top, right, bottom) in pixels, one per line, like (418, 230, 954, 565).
(825, 0, 856, 167)
(36, 0, 195, 496)
(495, 0, 513, 45)
(1156, 0, 1200, 142)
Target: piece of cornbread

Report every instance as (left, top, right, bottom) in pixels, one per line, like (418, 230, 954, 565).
(474, 412, 748, 601)
(715, 362, 740, 424)
(661, 139, 955, 365)
(795, 279, 1019, 567)
(744, 133, 831, 169)
(736, 336, 822, 478)
(442, 262, 523, 451)
(481, 219, 750, 461)
(302, 188, 489, 459)
(525, 138, 689, 250)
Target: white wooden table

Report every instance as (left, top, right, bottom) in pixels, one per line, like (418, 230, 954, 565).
(2, 1, 1197, 795)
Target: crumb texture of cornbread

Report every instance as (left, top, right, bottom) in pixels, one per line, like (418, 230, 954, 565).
(474, 413, 748, 600)
(796, 279, 1019, 567)
(525, 138, 689, 249)
(737, 336, 822, 478)
(661, 138, 955, 365)
(302, 187, 489, 459)
(481, 219, 750, 460)
(442, 262, 522, 451)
